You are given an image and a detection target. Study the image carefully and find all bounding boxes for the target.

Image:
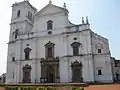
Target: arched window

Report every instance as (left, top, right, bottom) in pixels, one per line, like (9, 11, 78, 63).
(24, 47, 32, 60)
(47, 20, 53, 30)
(17, 10, 20, 17)
(45, 41, 55, 58)
(71, 42, 81, 56)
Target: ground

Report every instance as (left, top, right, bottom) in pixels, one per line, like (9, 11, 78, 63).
(0, 84, 120, 90)
(85, 84, 120, 90)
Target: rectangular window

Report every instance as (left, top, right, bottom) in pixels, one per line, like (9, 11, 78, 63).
(28, 12, 30, 18)
(73, 47, 79, 56)
(25, 52, 29, 60)
(15, 29, 19, 39)
(98, 49, 101, 53)
(98, 70, 102, 75)
(28, 12, 32, 20)
(13, 72, 14, 79)
(12, 57, 15, 62)
(115, 62, 118, 67)
(17, 10, 20, 17)
(47, 47, 53, 57)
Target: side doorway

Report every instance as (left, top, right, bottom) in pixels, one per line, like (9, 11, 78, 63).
(71, 60, 83, 82)
(22, 64, 31, 83)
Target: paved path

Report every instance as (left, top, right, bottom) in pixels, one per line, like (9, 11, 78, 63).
(85, 84, 120, 90)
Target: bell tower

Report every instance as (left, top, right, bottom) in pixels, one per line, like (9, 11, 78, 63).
(6, 0, 37, 83)
(9, 0, 37, 42)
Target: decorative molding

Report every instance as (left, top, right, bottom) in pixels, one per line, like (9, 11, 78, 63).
(95, 43, 103, 49)
(71, 60, 82, 68)
(71, 42, 81, 47)
(44, 41, 55, 47)
(23, 64, 32, 70)
(62, 29, 90, 35)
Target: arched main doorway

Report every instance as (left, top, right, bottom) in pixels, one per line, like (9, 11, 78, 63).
(40, 57, 60, 83)
(47, 65, 55, 83)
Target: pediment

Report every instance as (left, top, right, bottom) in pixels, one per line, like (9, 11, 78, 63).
(36, 4, 68, 16)
(45, 41, 55, 47)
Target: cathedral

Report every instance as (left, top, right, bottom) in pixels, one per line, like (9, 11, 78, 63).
(6, 0, 113, 83)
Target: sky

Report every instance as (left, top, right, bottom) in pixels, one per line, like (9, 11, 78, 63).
(0, 0, 119, 75)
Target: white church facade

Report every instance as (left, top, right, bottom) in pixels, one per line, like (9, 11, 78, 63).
(6, 0, 113, 83)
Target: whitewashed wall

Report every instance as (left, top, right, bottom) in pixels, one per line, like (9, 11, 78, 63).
(6, 1, 113, 83)
(91, 32, 113, 82)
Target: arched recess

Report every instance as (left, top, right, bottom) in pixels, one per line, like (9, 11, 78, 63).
(22, 64, 32, 83)
(71, 60, 83, 82)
